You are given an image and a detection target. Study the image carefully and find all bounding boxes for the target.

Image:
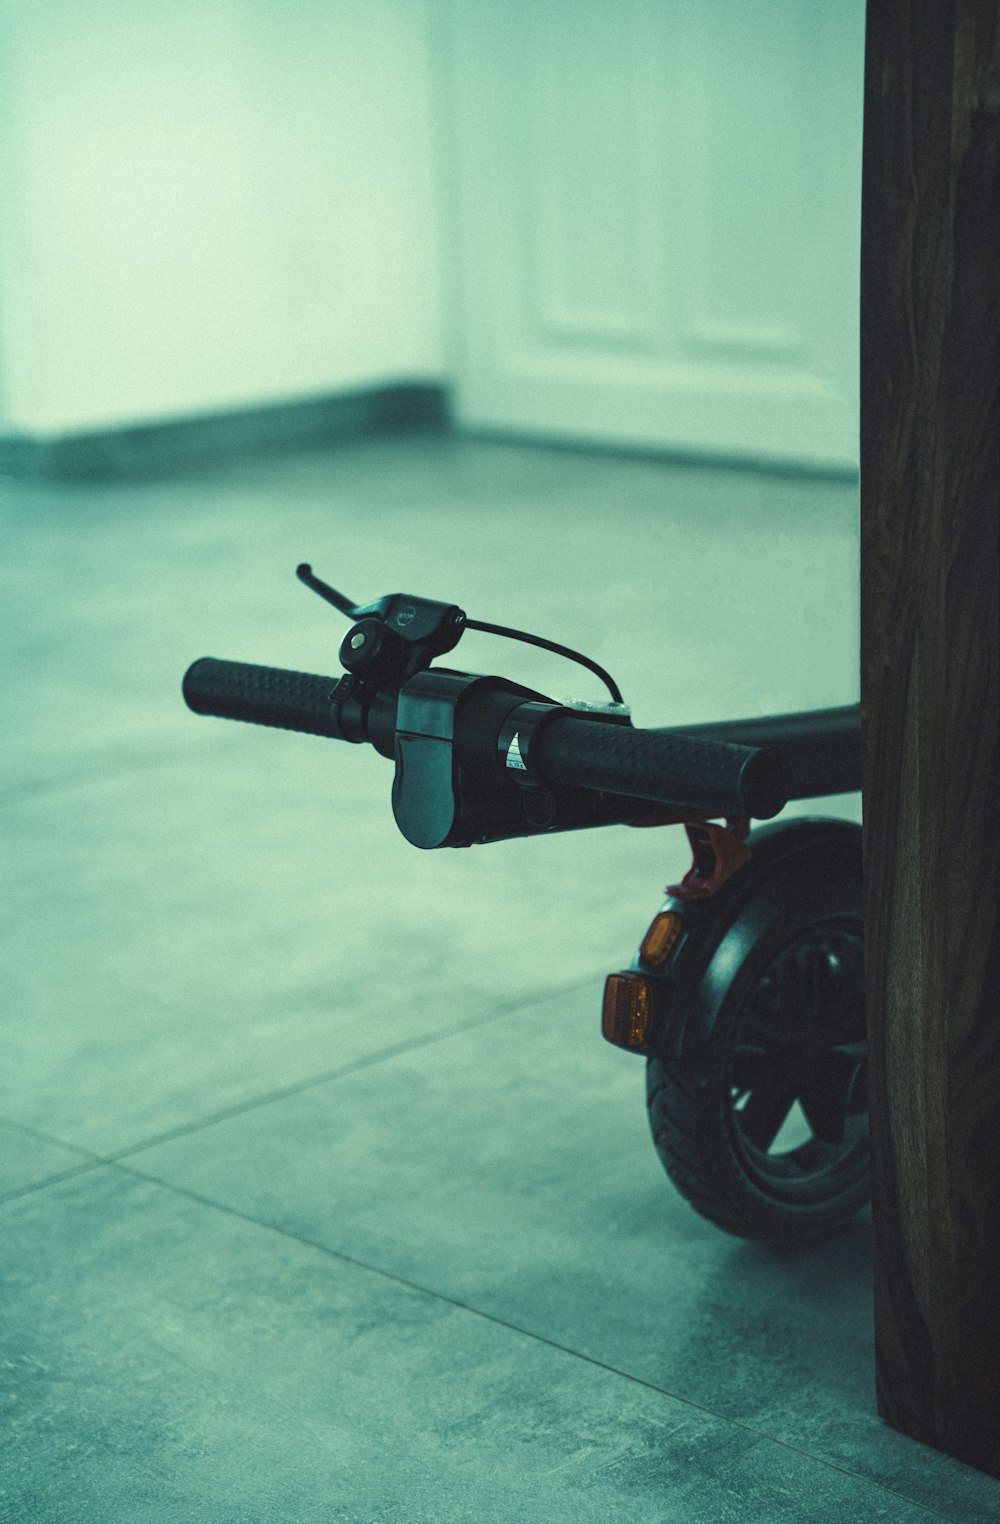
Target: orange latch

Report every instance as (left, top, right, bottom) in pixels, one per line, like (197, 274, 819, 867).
(666, 818, 752, 899)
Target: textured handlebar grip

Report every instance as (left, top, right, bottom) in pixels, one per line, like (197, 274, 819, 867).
(538, 715, 790, 819)
(183, 658, 345, 739)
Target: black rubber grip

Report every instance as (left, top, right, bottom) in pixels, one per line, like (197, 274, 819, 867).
(660, 706, 862, 799)
(183, 658, 345, 739)
(537, 715, 790, 819)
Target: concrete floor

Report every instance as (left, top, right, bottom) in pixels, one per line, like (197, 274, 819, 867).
(2, 434, 997, 1522)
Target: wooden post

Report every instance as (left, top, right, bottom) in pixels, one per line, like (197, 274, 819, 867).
(861, 0, 1000, 1475)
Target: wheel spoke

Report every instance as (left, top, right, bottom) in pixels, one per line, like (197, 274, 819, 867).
(799, 1049, 866, 1144)
(799, 1082, 846, 1145)
(735, 1070, 798, 1153)
(803, 942, 856, 1037)
(730, 1043, 795, 1092)
(700, 926, 866, 1197)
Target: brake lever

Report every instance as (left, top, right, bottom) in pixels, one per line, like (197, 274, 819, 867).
(296, 561, 626, 704)
(297, 563, 466, 684)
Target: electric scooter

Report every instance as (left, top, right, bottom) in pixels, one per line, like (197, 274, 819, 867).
(183, 565, 865, 1248)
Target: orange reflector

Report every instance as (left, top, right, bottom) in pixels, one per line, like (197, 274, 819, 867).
(640, 911, 683, 967)
(602, 973, 654, 1052)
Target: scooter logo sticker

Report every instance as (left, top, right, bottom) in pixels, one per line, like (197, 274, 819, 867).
(395, 604, 417, 628)
(506, 732, 527, 771)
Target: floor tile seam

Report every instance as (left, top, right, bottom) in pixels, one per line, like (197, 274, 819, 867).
(0, 1117, 108, 1206)
(106, 1157, 949, 1521)
(0, 1158, 108, 1207)
(106, 969, 601, 1159)
(0, 1113, 99, 1155)
(0, 971, 602, 1173)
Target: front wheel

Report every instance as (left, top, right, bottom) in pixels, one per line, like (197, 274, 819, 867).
(645, 823, 868, 1246)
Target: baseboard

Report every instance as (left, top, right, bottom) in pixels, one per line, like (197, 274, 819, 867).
(0, 382, 450, 481)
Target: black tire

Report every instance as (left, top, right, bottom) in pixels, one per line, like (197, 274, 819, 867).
(644, 821, 868, 1246)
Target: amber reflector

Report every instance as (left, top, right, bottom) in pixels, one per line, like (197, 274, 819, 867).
(640, 911, 683, 967)
(602, 973, 654, 1051)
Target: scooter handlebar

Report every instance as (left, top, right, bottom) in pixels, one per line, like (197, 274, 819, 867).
(184, 657, 789, 819)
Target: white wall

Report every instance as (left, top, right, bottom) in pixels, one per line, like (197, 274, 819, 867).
(0, 0, 445, 436)
(0, 1, 864, 470)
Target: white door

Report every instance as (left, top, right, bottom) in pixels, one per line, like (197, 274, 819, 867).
(441, 0, 865, 471)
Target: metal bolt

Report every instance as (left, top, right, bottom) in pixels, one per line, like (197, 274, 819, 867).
(350, 631, 366, 649)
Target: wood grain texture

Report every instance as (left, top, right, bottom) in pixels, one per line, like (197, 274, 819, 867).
(861, 0, 1000, 1474)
